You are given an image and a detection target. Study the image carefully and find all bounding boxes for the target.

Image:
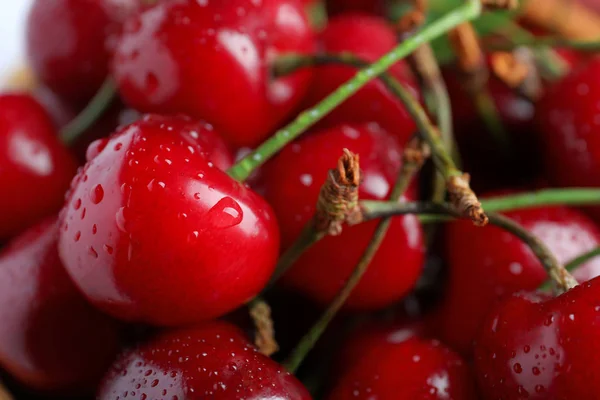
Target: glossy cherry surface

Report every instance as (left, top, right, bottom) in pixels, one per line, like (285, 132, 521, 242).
(0, 94, 77, 240)
(259, 123, 424, 310)
(112, 0, 315, 148)
(97, 321, 311, 399)
(474, 277, 600, 399)
(536, 57, 600, 219)
(59, 115, 279, 326)
(435, 205, 600, 355)
(26, 0, 140, 104)
(301, 13, 418, 144)
(329, 324, 478, 400)
(0, 218, 121, 394)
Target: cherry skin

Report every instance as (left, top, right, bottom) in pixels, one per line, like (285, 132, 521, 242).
(258, 123, 425, 310)
(112, 0, 315, 148)
(536, 56, 600, 220)
(434, 204, 600, 356)
(0, 217, 121, 394)
(58, 115, 279, 326)
(326, 0, 387, 17)
(328, 324, 478, 400)
(0, 94, 77, 240)
(301, 14, 418, 144)
(97, 321, 311, 399)
(474, 277, 600, 399)
(26, 0, 141, 105)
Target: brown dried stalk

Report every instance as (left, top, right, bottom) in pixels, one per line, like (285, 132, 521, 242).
(249, 298, 278, 356)
(520, 0, 600, 40)
(447, 174, 489, 226)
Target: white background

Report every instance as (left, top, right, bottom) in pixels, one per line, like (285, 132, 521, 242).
(0, 1, 34, 83)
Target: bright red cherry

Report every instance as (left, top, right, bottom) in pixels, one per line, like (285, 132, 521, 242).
(302, 14, 418, 144)
(259, 123, 424, 310)
(58, 115, 279, 326)
(536, 56, 600, 220)
(26, 0, 140, 104)
(328, 324, 478, 400)
(112, 0, 315, 148)
(435, 204, 600, 355)
(97, 321, 311, 399)
(0, 94, 77, 240)
(0, 217, 121, 394)
(474, 277, 600, 399)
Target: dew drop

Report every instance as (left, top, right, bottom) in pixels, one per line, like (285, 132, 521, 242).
(104, 245, 114, 255)
(92, 224, 97, 235)
(89, 246, 98, 258)
(513, 363, 522, 374)
(73, 198, 82, 210)
(116, 207, 129, 233)
(74, 231, 81, 242)
(90, 185, 104, 204)
(145, 72, 159, 93)
(151, 379, 159, 387)
(207, 197, 243, 229)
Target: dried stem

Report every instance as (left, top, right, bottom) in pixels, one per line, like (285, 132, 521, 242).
(0, 381, 12, 400)
(249, 297, 278, 356)
(481, 0, 519, 9)
(519, 0, 600, 40)
(490, 51, 529, 88)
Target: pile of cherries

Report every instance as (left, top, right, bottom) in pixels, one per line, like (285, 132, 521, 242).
(2, 0, 600, 398)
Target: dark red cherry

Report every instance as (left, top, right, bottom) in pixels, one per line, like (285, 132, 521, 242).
(326, 0, 386, 16)
(328, 324, 478, 400)
(474, 277, 600, 399)
(259, 123, 424, 310)
(536, 56, 600, 220)
(58, 115, 278, 326)
(0, 93, 77, 240)
(0, 217, 121, 394)
(26, 0, 140, 104)
(112, 0, 315, 148)
(97, 321, 311, 399)
(302, 14, 418, 144)
(435, 204, 600, 355)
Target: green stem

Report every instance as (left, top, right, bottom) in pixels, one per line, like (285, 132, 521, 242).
(226, 0, 483, 181)
(472, 88, 511, 150)
(60, 78, 117, 145)
(490, 36, 600, 52)
(540, 247, 600, 290)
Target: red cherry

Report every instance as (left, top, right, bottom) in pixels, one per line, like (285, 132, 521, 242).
(112, 0, 315, 148)
(328, 324, 478, 400)
(326, 0, 386, 16)
(435, 204, 600, 355)
(97, 321, 311, 399)
(302, 14, 418, 144)
(58, 115, 278, 326)
(474, 277, 600, 399)
(536, 57, 600, 219)
(259, 123, 424, 310)
(26, 0, 140, 105)
(0, 217, 121, 393)
(0, 94, 77, 240)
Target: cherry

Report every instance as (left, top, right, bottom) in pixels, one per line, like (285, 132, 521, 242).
(536, 56, 600, 220)
(112, 0, 315, 148)
(301, 14, 418, 144)
(0, 93, 77, 240)
(474, 276, 600, 399)
(326, 0, 386, 17)
(58, 114, 279, 326)
(328, 324, 478, 400)
(97, 321, 311, 399)
(0, 217, 121, 394)
(434, 204, 600, 356)
(259, 123, 424, 310)
(26, 0, 141, 105)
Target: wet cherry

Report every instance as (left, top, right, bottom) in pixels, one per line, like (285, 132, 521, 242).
(435, 204, 600, 355)
(0, 93, 77, 240)
(259, 123, 424, 310)
(301, 13, 418, 144)
(26, 0, 140, 104)
(0, 218, 121, 394)
(97, 321, 311, 399)
(59, 115, 279, 326)
(112, 0, 315, 148)
(474, 276, 600, 399)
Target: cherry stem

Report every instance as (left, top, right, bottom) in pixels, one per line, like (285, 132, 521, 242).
(284, 142, 423, 374)
(225, 0, 484, 182)
(492, 36, 600, 51)
(248, 297, 278, 356)
(60, 78, 117, 145)
(0, 380, 13, 400)
(539, 247, 600, 290)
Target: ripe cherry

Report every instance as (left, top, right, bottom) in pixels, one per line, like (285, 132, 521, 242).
(26, 0, 140, 104)
(0, 217, 121, 394)
(301, 14, 418, 144)
(328, 324, 478, 399)
(474, 276, 600, 399)
(326, 0, 386, 17)
(112, 0, 315, 148)
(435, 204, 600, 355)
(97, 321, 311, 399)
(59, 115, 279, 326)
(0, 93, 77, 240)
(259, 123, 424, 310)
(536, 56, 600, 220)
